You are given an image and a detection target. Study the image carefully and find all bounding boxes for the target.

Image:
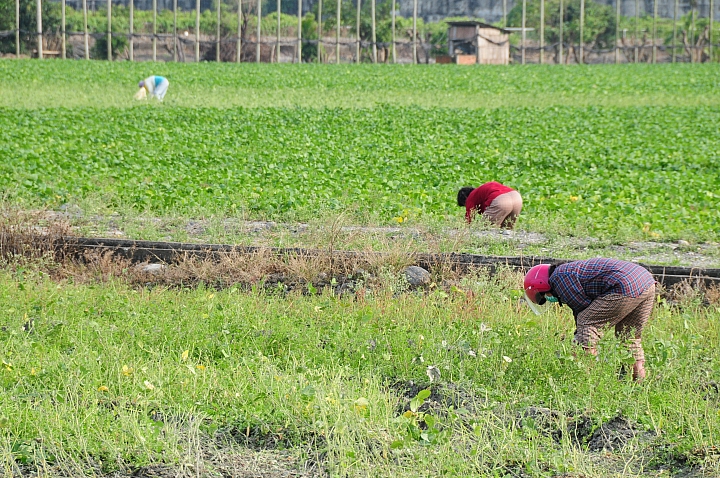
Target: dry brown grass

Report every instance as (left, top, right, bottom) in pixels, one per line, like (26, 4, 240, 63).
(665, 277, 720, 308)
(705, 284, 720, 306)
(52, 246, 413, 292)
(0, 207, 71, 265)
(2, 208, 719, 306)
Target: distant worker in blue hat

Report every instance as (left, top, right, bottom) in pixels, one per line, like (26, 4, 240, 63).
(135, 75, 170, 101)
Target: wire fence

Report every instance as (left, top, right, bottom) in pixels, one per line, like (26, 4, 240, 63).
(2, 0, 717, 64)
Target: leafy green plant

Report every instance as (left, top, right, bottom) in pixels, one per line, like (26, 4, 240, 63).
(391, 389, 448, 448)
(0, 61, 719, 244)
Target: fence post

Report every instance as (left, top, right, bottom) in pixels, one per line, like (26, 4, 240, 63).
(690, 3, 695, 62)
(540, 0, 544, 64)
(634, 0, 638, 62)
(559, 0, 563, 64)
(36, 0, 43, 58)
(710, 0, 714, 62)
(217, 0, 222, 62)
(371, 0, 376, 62)
(412, 0, 417, 64)
(196, 0, 201, 61)
(62, 0, 66, 58)
(335, 0, 340, 64)
(129, 0, 133, 60)
(107, 0, 112, 60)
(15, 0, 20, 56)
(276, 0, 281, 62)
(256, 0, 261, 62)
(297, 0, 301, 62)
(83, 0, 89, 59)
(356, 0, 361, 63)
(173, 0, 178, 61)
(238, 0, 243, 62)
(317, 0, 322, 62)
(521, 0, 526, 64)
(391, 0, 396, 63)
(652, 0, 657, 62)
(615, 0, 620, 63)
(503, 0, 507, 27)
(579, 0, 584, 63)
(153, 0, 157, 61)
(672, 0, 677, 62)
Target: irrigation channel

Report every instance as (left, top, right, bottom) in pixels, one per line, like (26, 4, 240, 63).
(62, 236, 720, 289)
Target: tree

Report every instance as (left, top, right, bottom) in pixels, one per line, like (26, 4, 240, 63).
(0, 0, 62, 54)
(664, 12, 715, 62)
(301, 12, 318, 62)
(507, 0, 615, 63)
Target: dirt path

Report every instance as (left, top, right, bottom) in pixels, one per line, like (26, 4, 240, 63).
(46, 211, 720, 269)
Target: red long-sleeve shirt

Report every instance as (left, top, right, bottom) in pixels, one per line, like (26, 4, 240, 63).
(465, 182, 514, 223)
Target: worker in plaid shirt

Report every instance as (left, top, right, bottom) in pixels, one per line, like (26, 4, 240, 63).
(524, 258, 656, 381)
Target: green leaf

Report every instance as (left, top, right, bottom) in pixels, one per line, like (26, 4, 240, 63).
(417, 389, 431, 400)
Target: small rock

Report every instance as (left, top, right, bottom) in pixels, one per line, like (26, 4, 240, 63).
(58, 203, 83, 218)
(186, 220, 206, 235)
(335, 282, 354, 296)
(677, 240, 690, 246)
(426, 365, 441, 382)
(139, 263, 166, 274)
(404, 266, 431, 287)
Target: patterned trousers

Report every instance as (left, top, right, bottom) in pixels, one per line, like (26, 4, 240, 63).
(574, 284, 656, 362)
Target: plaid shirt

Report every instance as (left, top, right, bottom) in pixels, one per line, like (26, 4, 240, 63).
(549, 258, 655, 316)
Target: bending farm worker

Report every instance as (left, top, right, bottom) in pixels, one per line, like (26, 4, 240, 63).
(137, 75, 170, 101)
(457, 182, 522, 229)
(524, 258, 656, 381)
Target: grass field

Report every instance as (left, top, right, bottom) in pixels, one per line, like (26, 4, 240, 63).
(2, 59, 720, 477)
(2, 61, 720, 109)
(1, 269, 719, 477)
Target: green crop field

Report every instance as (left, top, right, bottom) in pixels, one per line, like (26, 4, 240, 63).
(1, 61, 719, 242)
(2, 59, 720, 477)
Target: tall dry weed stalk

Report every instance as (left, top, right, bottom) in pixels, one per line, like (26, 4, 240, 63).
(0, 207, 71, 266)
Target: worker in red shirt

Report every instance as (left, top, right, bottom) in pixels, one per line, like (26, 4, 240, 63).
(457, 182, 523, 228)
(524, 258, 656, 381)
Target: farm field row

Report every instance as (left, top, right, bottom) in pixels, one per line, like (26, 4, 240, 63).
(1, 61, 720, 108)
(1, 271, 719, 476)
(2, 59, 720, 477)
(1, 104, 718, 242)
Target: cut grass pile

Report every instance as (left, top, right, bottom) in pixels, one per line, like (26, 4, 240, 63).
(1, 267, 719, 476)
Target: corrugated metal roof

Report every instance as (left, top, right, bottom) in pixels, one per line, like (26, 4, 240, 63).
(446, 20, 509, 33)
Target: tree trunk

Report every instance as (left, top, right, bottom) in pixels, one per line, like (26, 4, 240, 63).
(682, 25, 709, 62)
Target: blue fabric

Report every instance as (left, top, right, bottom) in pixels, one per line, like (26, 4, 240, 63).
(154, 76, 166, 87)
